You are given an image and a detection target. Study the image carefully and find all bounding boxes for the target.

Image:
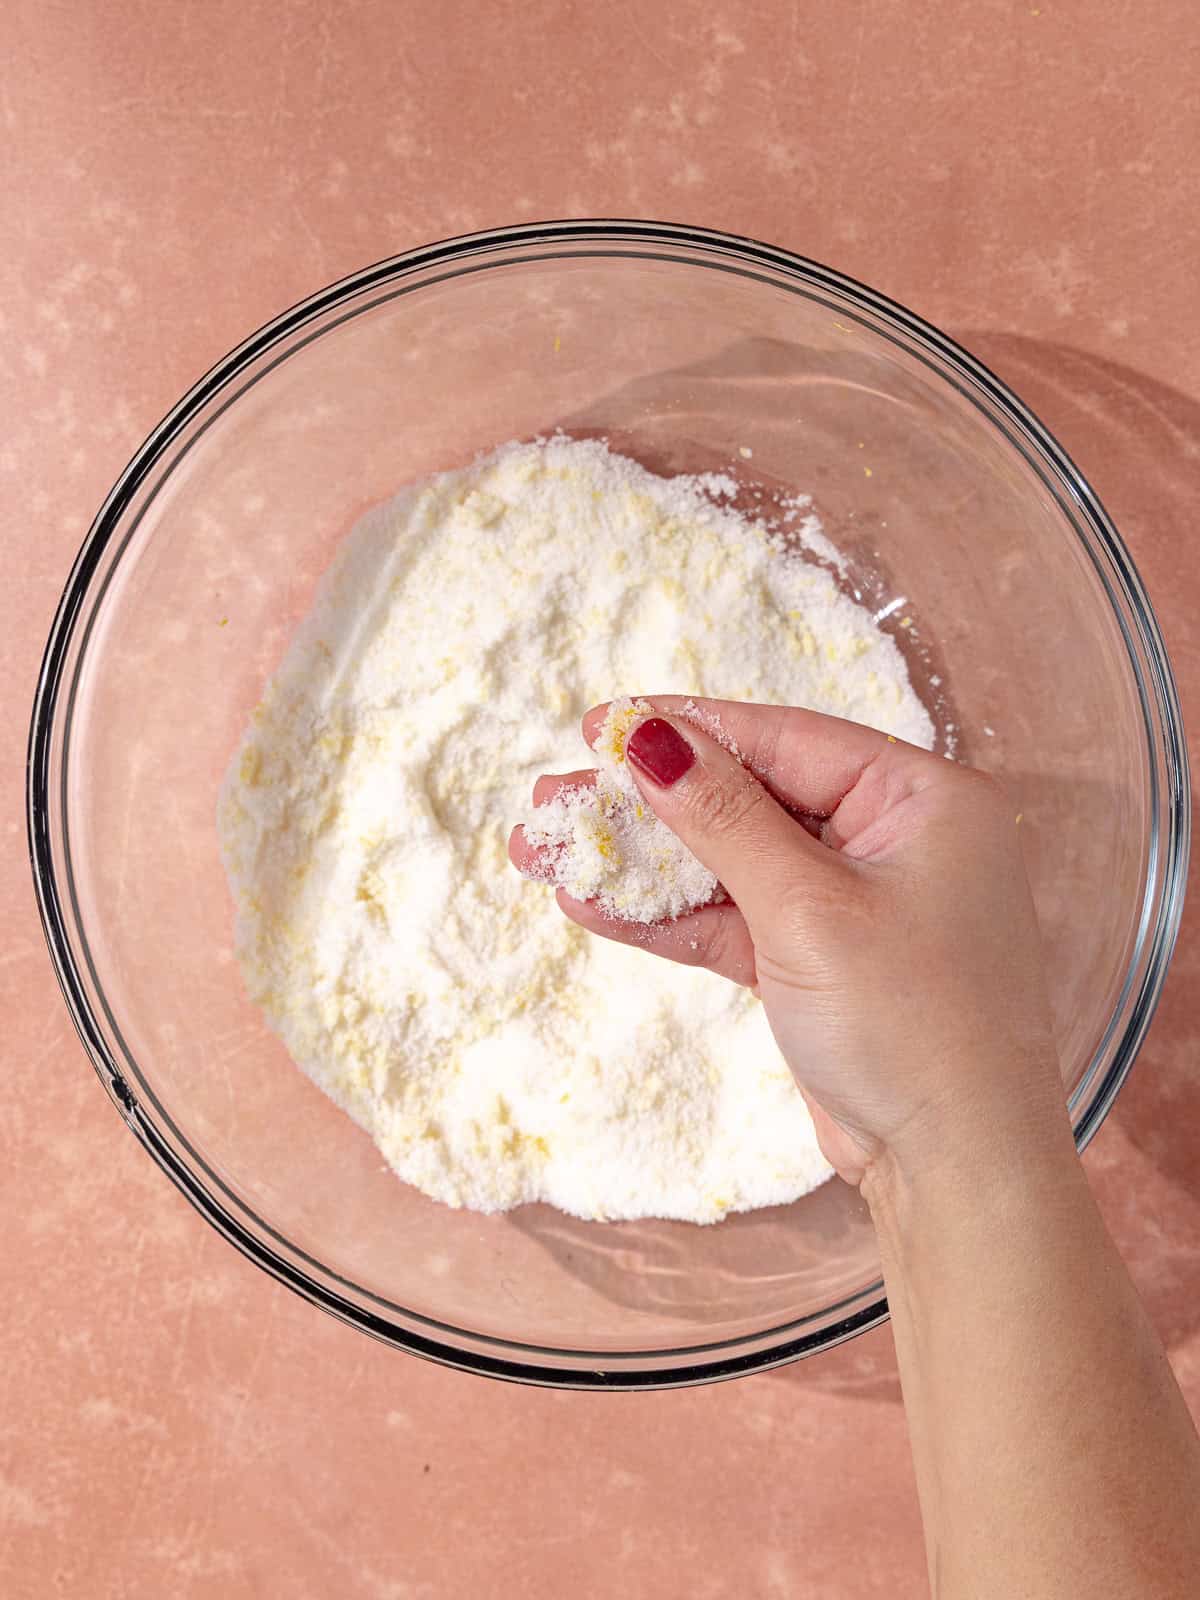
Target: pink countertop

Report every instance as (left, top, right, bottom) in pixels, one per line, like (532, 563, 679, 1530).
(3, 3, 1198, 1595)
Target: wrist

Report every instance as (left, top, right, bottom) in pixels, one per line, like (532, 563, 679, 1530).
(860, 1069, 1080, 1229)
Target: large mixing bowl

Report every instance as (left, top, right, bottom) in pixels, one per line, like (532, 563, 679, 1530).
(28, 221, 1189, 1388)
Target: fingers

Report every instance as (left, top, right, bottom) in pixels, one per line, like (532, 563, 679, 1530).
(610, 710, 831, 933)
(531, 768, 594, 807)
(511, 757, 759, 985)
(508, 823, 545, 878)
(556, 890, 758, 988)
(509, 769, 597, 879)
(514, 699, 947, 966)
(582, 696, 943, 821)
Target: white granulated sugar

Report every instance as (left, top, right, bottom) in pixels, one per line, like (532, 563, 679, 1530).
(522, 697, 719, 922)
(218, 436, 934, 1224)
(681, 697, 743, 759)
(795, 512, 850, 577)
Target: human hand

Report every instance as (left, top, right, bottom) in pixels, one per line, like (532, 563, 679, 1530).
(511, 698, 1066, 1187)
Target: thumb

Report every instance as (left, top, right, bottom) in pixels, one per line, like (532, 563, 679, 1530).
(619, 712, 829, 929)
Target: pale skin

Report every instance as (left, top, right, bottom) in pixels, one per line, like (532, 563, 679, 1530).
(510, 697, 1200, 1600)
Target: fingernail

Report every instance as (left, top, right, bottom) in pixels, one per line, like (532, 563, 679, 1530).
(626, 718, 696, 787)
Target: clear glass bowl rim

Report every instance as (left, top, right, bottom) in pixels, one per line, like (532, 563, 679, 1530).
(27, 219, 1191, 1390)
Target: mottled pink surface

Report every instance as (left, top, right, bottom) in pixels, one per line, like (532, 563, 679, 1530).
(3, 3, 1199, 1595)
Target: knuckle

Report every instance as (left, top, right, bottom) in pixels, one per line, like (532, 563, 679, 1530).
(748, 717, 783, 785)
(694, 909, 756, 986)
(907, 748, 1010, 813)
(685, 771, 769, 841)
(771, 869, 848, 935)
(697, 912, 732, 970)
(954, 762, 1000, 794)
(950, 763, 1012, 814)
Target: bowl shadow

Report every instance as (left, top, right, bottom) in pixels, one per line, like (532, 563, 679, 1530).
(962, 333, 1200, 1359)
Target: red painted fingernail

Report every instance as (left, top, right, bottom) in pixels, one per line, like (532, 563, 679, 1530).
(625, 718, 696, 787)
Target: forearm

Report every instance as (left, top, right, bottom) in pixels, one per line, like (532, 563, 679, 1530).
(866, 1092, 1200, 1599)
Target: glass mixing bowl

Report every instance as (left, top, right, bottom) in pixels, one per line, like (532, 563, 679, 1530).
(28, 221, 1189, 1388)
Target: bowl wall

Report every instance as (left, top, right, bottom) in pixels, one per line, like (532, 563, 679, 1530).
(32, 224, 1188, 1385)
